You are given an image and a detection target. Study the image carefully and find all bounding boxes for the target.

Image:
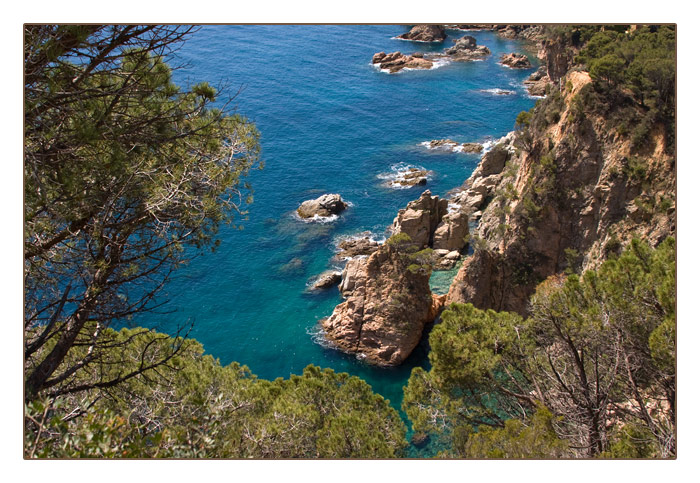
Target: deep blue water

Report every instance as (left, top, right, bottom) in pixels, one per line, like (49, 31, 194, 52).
(135, 25, 537, 437)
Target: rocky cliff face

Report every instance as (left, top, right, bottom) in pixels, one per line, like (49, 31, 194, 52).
(322, 240, 442, 366)
(447, 71, 676, 315)
(323, 190, 471, 365)
(390, 190, 448, 248)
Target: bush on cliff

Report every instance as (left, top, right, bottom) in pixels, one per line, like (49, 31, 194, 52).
(403, 238, 675, 458)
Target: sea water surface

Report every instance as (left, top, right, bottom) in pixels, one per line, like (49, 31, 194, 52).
(136, 25, 537, 448)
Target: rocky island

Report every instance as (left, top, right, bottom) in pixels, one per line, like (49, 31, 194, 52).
(396, 24, 446, 42)
(297, 193, 348, 219)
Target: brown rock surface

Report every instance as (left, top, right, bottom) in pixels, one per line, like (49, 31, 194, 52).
(433, 209, 470, 252)
(297, 194, 348, 219)
(391, 190, 448, 247)
(322, 242, 440, 366)
(500, 53, 532, 68)
(372, 51, 434, 73)
(397, 25, 447, 42)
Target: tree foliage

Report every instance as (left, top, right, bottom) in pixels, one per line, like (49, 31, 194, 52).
(404, 238, 675, 458)
(25, 329, 407, 458)
(24, 25, 261, 399)
(575, 25, 675, 147)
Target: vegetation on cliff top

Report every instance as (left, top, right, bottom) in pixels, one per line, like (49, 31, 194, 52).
(404, 238, 676, 458)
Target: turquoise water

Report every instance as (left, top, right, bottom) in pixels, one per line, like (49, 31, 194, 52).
(134, 25, 537, 426)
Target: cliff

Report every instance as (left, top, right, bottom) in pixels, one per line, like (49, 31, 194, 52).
(322, 235, 444, 366)
(447, 70, 676, 314)
(322, 191, 466, 365)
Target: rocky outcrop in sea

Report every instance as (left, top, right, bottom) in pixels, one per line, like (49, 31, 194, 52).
(371, 51, 434, 73)
(499, 52, 532, 68)
(309, 270, 343, 290)
(423, 139, 483, 153)
(297, 193, 348, 220)
(444, 35, 491, 61)
(397, 25, 446, 42)
(334, 233, 381, 260)
(321, 189, 473, 364)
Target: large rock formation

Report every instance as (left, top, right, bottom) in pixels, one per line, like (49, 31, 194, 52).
(444, 35, 491, 61)
(322, 190, 473, 365)
(433, 208, 470, 251)
(523, 66, 550, 96)
(499, 53, 532, 68)
(397, 25, 446, 42)
(390, 190, 448, 248)
(297, 194, 348, 219)
(446, 71, 676, 315)
(322, 241, 440, 366)
(372, 51, 434, 73)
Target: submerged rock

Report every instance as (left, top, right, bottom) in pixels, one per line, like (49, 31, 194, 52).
(499, 52, 532, 68)
(397, 25, 446, 42)
(279, 257, 306, 275)
(297, 193, 348, 219)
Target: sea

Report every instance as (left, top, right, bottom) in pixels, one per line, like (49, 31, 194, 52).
(136, 24, 538, 452)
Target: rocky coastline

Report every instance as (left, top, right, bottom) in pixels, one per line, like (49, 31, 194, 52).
(372, 31, 491, 74)
(316, 24, 674, 366)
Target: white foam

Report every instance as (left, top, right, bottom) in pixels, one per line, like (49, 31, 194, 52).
(481, 88, 516, 96)
(307, 324, 337, 350)
(292, 212, 339, 224)
(420, 140, 465, 154)
(429, 57, 452, 70)
(377, 163, 432, 189)
(481, 139, 498, 152)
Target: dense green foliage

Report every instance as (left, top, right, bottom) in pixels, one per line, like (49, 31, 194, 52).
(577, 25, 675, 149)
(404, 238, 676, 458)
(517, 25, 675, 152)
(25, 329, 407, 458)
(24, 25, 261, 399)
